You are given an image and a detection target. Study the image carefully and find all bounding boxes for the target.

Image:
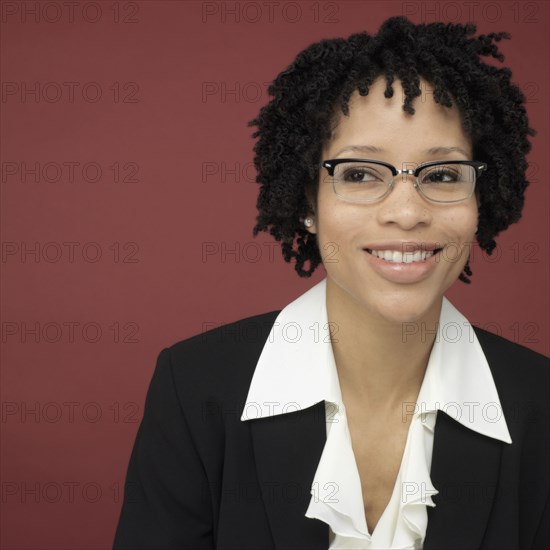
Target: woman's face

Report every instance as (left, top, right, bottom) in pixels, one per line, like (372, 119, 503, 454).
(307, 77, 478, 325)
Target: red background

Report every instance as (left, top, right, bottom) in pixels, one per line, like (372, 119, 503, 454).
(1, 1, 548, 548)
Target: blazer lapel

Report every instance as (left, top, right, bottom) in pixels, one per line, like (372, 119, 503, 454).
(250, 401, 328, 549)
(424, 411, 503, 550)
(250, 402, 503, 549)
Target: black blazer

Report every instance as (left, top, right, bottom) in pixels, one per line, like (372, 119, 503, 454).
(113, 311, 549, 550)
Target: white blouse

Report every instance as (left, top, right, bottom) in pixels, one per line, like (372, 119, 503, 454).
(241, 278, 512, 549)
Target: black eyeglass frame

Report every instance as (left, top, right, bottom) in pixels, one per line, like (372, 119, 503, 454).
(320, 158, 488, 203)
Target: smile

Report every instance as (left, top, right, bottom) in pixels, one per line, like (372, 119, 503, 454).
(365, 248, 442, 263)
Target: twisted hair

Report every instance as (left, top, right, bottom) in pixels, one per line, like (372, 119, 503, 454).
(249, 16, 535, 282)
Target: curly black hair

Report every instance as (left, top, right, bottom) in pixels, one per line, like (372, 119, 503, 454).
(249, 16, 536, 282)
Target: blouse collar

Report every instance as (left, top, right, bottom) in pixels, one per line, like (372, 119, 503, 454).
(241, 277, 512, 445)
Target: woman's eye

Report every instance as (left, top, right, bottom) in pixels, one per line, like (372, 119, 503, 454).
(423, 169, 460, 184)
(342, 169, 378, 183)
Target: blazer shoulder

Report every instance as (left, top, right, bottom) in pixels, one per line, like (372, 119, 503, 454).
(473, 325, 549, 410)
(474, 325, 549, 370)
(161, 310, 281, 402)
(168, 309, 280, 357)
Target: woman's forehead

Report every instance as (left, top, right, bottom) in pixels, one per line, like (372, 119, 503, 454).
(325, 80, 471, 158)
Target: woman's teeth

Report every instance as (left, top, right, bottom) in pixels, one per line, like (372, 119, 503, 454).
(368, 249, 437, 263)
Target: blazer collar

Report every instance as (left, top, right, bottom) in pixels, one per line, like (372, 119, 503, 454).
(248, 402, 328, 549)
(424, 410, 503, 550)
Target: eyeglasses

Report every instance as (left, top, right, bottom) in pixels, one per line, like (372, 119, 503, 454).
(320, 159, 487, 203)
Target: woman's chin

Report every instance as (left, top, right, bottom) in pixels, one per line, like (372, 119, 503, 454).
(355, 292, 443, 329)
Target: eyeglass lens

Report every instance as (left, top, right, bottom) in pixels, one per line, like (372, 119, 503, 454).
(327, 162, 476, 202)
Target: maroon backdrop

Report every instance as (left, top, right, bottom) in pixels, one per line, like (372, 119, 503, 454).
(1, 1, 548, 548)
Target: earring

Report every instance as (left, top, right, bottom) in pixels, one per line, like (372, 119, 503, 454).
(304, 217, 314, 228)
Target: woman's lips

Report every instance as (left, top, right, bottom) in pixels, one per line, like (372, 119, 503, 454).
(364, 247, 443, 263)
(362, 247, 443, 283)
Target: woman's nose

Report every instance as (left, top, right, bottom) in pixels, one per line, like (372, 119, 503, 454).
(376, 174, 432, 230)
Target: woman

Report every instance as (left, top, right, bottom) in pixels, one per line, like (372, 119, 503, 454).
(113, 16, 549, 550)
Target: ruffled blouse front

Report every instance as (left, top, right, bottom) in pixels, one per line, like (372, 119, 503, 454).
(305, 400, 438, 549)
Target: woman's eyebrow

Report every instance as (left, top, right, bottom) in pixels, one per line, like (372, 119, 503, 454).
(332, 145, 470, 157)
(424, 146, 470, 157)
(333, 145, 384, 156)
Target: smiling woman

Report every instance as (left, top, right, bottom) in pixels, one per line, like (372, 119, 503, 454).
(113, 16, 549, 550)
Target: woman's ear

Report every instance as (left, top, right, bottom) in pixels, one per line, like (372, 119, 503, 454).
(303, 215, 317, 233)
(300, 187, 317, 235)
(303, 189, 318, 234)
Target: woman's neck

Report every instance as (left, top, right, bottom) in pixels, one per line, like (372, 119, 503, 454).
(326, 278, 442, 417)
